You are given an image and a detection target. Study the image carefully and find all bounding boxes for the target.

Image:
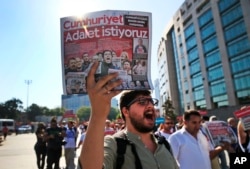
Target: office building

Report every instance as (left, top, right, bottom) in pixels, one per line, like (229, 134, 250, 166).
(157, 0, 250, 117)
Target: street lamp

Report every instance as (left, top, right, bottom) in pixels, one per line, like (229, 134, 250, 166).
(25, 80, 32, 111)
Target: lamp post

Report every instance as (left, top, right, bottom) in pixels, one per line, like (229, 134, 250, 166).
(25, 80, 32, 111)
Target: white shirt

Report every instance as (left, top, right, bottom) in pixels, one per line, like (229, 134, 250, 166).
(168, 127, 211, 169)
(64, 128, 76, 148)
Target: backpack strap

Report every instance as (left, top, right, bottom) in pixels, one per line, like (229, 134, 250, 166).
(155, 134, 173, 155)
(115, 137, 128, 169)
(114, 131, 143, 169)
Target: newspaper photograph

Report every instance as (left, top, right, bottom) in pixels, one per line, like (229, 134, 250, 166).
(203, 121, 237, 147)
(61, 10, 152, 95)
(234, 106, 250, 130)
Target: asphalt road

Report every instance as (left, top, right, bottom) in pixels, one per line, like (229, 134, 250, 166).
(0, 133, 81, 169)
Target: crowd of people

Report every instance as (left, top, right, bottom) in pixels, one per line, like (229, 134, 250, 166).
(34, 62, 250, 169)
(76, 62, 250, 169)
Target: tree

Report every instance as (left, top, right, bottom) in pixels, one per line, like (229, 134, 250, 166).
(27, 103, 43, 121)
(162, 97, 176, 119)
(0, 98, 23, 119)
(108, 107, 120, 120)
(77, 106, 91, 121)
(76, 106, 120, 121)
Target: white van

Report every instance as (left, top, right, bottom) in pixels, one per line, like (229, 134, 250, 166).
(0, 119, 15, 134)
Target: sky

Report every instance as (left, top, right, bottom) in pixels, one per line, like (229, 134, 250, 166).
(0, 0, 184, 109)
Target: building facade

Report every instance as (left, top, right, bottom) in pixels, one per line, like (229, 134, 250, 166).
(157, 0, 250, 118)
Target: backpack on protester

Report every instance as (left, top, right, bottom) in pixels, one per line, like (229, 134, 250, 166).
(114, 130, 173, 169)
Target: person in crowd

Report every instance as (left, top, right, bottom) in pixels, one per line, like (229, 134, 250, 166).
(227, 117, 238, 151)
(44, 117, 65, 169)
(77, 125, 88, 149)
(201, 115, 221, 169)
(120, 50, 129, 63)
(132, 59, 143, 75)
(65, 57, 77, 75)
(104, 119, 115, 136)
(237, 117, 250, 153)
(100, 50, 116, 76)
(122, 60, 132, 75)
(155, 116, 175, 140)
(175, 116, 184, 130)
(78, 61, 179, 169)
(168, 110, 229, 169)
(75, 57, 83, 72)
(64, 120, 78, 169)
(143, 81, 150, 89)
(135, 80, 142, 89)
(128, 81, 136, 89)
(209, 115, 229, 169)
(81, 52, 91, 72)
(34, 122, 47, 169)
(134, 38, 147, 54)
(2, 125, 8, 140)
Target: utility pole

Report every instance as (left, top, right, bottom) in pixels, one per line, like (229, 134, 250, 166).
(25, 80, 32, 111)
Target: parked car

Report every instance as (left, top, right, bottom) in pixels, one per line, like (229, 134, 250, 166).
(17, 125, 32, 134)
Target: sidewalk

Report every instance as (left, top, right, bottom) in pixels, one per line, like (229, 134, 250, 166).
(0, 134, 81, 169)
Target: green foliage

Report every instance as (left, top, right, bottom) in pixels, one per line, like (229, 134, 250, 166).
(0, 98, 23, 119)
(76, 106, 120, 121)
(108, 107, 120, 120)
(162, 97, 176, 120)
(77, 106, 91, 121)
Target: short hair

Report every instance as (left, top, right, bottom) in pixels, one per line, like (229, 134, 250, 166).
(119, 90, 151, 120)
(50, 116, 57, 123)
(102, 50, 112, 57)
(183, 110, 201, 121)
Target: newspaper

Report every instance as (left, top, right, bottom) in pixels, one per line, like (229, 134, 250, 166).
(203, 121, 237, 147)
(234, 106, 250, 130)
(60, 10, 152, 95)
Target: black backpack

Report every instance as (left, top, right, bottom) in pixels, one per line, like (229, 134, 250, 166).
(114, 131, 172, 169)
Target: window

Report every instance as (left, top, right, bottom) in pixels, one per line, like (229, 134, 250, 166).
(207, 66, 224, 82)
(227, 37, 250, 58)
(224, 20, 246, 42)
(221, 5, 243, 27)
(198, 9, 212, 27)
(205, 50, 221, 67)
(203, 36, 218, 53)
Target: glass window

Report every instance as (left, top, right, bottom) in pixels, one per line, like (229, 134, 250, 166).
(186, 35, 197, 51)
(190, 60, 201, 75)
(198, 9, 213, 27)
(218, 0, 239, 13)
(205, 50, 221, 67)
(231, 55, 250, 73)
(203, 36, 218, 53)
(193, 87, 205, 101)
(221, 5, 243, 27)
(227, 37, 250, 57)
(208, 66, 224, 82)
(210, 81, 226, 96)
(192, 74, 203, 87)
(184, 24, 195, 39)
(234, 75, 250, 90)
(200, 22, 215, 40)
(224, 21, 246, 42)
(188, 48, 198, 63)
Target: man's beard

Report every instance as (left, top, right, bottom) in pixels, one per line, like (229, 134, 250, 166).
(130, 115, 155, 133)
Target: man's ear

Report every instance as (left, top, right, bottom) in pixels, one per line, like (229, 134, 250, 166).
(121, 107, 129, 117)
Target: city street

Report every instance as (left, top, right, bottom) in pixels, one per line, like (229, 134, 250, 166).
(0, 133, 81, 169)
